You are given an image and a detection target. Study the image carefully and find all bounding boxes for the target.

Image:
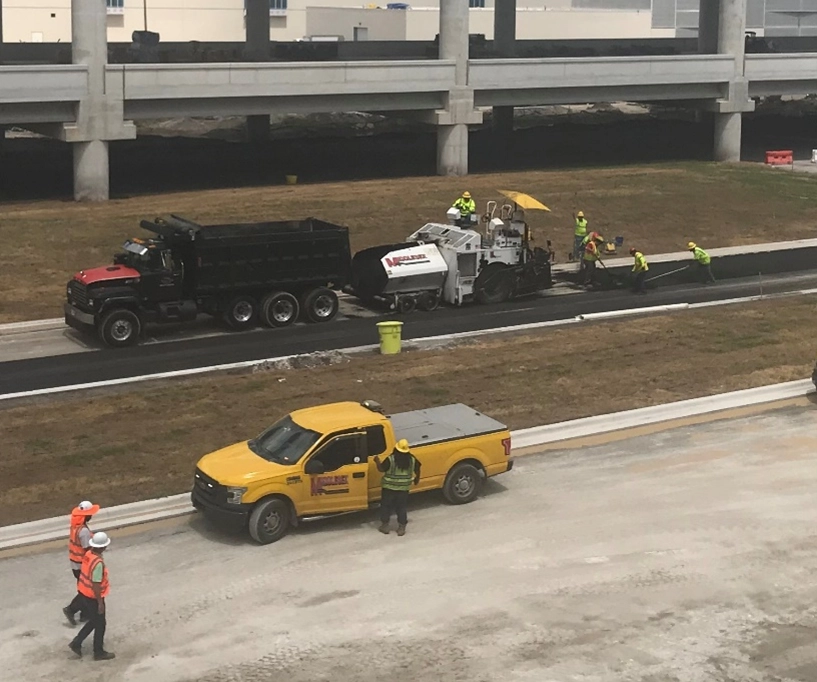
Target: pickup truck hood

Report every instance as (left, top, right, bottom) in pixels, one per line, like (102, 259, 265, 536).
(197, 441, 289, 487)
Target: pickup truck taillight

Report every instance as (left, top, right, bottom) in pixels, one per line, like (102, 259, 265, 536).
(502, 437, 511, 457)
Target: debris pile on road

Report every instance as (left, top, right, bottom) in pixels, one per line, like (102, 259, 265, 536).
(252, 350, 350, 373)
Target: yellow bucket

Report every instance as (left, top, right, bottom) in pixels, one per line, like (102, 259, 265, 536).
(285, 174, 298, 185)
(376, 320, 403, 355)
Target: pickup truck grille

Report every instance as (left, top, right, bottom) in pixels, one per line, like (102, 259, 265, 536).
(194, 468, 225, 503)
(68, 280, 89, 309)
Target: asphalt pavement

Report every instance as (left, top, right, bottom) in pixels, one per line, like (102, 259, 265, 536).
(3, 270, 817, 395)
(2, 402, 817, 681)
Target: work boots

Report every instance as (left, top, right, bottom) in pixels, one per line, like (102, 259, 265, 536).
(378, 523, 389, 535)
(94, 651, 116, 661)
(397, 524, 407, 537)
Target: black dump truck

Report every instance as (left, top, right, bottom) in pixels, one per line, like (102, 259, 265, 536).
(65, 215, 351, 347)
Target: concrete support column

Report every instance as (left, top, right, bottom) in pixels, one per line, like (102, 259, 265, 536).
(73, 140, 110, 202)
(245, 0, 270, 143)
(435, 0, 481, 176)
(712, 0, 752, 162)
(492, 0, 516, 135)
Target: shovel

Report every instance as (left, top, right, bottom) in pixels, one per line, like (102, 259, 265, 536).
(644, 265, 690, 284)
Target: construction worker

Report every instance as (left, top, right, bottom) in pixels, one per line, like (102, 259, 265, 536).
(63, 500, 100, 626)
(687, 241, 716, 284)
(572, 211, 588, 260)
(373, 438, 421, 537)
(69, 531, 115, 661)
(582, 232, 604, 286)
(630, 247, 649, 294)
(452, 192, 476, 221)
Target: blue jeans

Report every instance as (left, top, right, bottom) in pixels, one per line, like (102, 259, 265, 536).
(573, 235, 585, 259)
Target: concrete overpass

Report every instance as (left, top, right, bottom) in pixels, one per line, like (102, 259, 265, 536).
(0, 0, 813, 201)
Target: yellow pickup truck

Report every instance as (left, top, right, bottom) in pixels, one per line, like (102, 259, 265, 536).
(191, 400, 513, 544)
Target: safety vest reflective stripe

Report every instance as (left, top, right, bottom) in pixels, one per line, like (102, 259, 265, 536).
(574, 218, 588, 237)
(633, 252, 649, 272)
(77, 553, 110, 599)
(381, 454, 415, 491)
(68, 524, 87, 564)
(693, 247, 711, 265)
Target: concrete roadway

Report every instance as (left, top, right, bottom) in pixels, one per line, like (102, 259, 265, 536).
(4, 270, 817, 395)
(2, 400, 817, 681)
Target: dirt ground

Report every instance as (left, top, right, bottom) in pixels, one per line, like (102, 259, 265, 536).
(1, 296, 813, 526)
(1, 162, 817, 323)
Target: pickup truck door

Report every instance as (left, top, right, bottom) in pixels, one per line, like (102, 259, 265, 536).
(298, 432, 369, 515)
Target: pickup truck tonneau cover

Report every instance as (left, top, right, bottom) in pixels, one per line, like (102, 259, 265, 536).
(387, 403, 507, 449)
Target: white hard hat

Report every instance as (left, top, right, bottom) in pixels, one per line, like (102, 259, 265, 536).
(78, 500, 94, 511)
(89, 531, 111, 548)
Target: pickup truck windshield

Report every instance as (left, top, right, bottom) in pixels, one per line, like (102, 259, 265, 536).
(248, 416, 321, 465)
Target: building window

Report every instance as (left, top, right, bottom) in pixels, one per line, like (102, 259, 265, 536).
(469, 0, 485, 7)
(106, 0, 124, 14)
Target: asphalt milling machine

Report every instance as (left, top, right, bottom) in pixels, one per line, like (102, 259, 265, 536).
(347, 191, 557, 313)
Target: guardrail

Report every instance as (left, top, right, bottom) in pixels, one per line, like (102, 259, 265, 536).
(1, 379, 813, 551)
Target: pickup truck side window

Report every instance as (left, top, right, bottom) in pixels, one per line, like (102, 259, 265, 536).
(311, 433, 366, 473)
(365, 426, 387, 457)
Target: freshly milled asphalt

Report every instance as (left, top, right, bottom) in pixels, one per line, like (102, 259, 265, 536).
(2, 270, 817, 395)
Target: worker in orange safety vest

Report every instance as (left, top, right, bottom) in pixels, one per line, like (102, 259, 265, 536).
(69, 531, 115, 661)
(63, 500, 99, 627)
(582, 232, 604, 286)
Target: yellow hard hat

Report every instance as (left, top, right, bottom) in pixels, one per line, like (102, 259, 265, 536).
(395, 439, 410, 453)
(462, 191, 471, 199)
(577, 211, 584, 218)
(687, 241, 697, 250)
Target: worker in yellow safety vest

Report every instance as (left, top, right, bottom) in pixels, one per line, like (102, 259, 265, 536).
(630, 247, 649, 294)
(687, 242, 716, 284)
(582, 233, 604, 286)
(69, 531, 115, 661)
(573, 211, 588, 260)
(452, 192, 476, 220)
(374, 439, 421, 537)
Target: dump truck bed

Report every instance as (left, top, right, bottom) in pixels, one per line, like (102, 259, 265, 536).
(388, 403, 507, 448)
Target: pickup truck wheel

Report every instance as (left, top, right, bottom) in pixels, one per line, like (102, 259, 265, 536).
(98, 309, 141, 348)
(443, 463, 483, 505)
(260, 291, 299, 328)
(223, 296, 258, 330)
(301, 287, 339, 323)
(248, 498, 291, 545)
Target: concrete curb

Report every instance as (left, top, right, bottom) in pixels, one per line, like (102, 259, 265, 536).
(1, 378, 813, 551)
(0, 318, 64, 336)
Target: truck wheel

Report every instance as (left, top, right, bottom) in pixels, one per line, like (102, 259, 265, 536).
(260, 292, 299, 328)
(417, 292, 440, 312)
(223, 296, 258, 330)
(397, 296, 416, 314)
(301, 287, 339, 323)
(98, 309, 141, 348)
(248, 497, 291, 545)
(442, 463, 483, 505)
(475, 264, 514, 304)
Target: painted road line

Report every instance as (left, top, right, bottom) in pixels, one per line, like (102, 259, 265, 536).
(1, 378, 813, 551)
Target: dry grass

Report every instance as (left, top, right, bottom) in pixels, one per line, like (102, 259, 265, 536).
(2, 162, 817, 322)
(1, 296, 815, 525)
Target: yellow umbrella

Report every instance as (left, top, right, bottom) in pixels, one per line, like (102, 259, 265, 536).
(498, 190, 550, 212)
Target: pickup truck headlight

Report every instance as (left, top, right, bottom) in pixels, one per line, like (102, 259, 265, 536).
(226, 487, 248, 505)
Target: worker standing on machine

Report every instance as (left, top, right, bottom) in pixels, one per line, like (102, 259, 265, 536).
(687, 241, 716, 284)
(452, 192, 476, 222)
(572, 211, 588, 260)
(630, 247, 649, 294)
(582, 233, 604, 286)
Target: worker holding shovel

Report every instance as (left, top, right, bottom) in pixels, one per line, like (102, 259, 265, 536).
(582, 233, 605, 287)
(630, 247, 649, 294)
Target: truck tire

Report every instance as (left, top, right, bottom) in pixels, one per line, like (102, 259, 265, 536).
(98, 309, 141, 348)
(260, 291, 299, 328)
(442, 462, 483, 505)
(474, 264, 514, 305)
(248, 497, 291, 545)
(397, 295, 416, 314)
(301, 287, 339, 324)
(223, 295, 258, 330)
(417, 291, 440, 312)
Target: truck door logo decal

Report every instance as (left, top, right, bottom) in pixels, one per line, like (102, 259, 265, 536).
(310, 475, 349, 496)
(384, 254, 429, 268)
